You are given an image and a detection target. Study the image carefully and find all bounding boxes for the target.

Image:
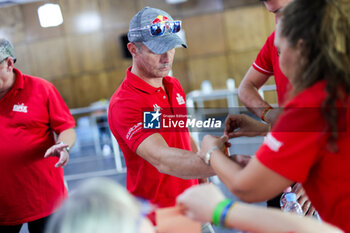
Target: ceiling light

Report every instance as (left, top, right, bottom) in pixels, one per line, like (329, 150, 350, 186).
(165, 0, 187, 4)
(37, 3, 63, 28)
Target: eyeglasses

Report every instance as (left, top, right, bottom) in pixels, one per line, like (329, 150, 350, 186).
(131, 20, 182, 37)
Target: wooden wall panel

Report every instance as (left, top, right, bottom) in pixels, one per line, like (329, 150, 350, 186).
(13, 43, 33, 75)
(99, 0, 136, 30)
(21, 1, 65, 42)
(172, 60, 190, 93)
(184, 13, 226, 57)
(103, 28, 131, 70)
(104, 68, 127, 96)
(59, 0, 101, 35)
(187, 55, 229, 91)
(136, 0, 179, 18)
(0, 1, 280, 108)
(174, 46, 188, 61)
(52, 77, 76, 108)
(178, 0, 223, 18)
(72, 69, 126, 107)
(223, 0, 260, 9)
(27, 37, 70, 80)
(227, 50, 260, 85)
(0, 5, 26, 44)
(224, 6, 269, 52)
(263, 90, 278, 105)
(65, 32, 105, 74)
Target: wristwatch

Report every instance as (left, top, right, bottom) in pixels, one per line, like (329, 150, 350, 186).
(204, 146, 219, 165)
(57, 141, 70, 153)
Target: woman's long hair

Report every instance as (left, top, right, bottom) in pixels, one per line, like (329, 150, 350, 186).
(280, 0, 350, 150)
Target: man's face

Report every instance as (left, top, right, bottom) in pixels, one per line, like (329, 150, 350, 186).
(263, 0, 293, 23)
(134, 44, 175, 79)
(0, 58, 11, 92)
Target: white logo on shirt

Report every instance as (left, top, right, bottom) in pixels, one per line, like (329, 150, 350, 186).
(263, 132, 283, 152)
(126, 122, 142, 140)
(13, 103, 28, 113)
(176, 93, 185, 105)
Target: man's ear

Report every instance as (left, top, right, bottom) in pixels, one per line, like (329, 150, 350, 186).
(6, 57, 15, 72)
(127, 42, 138, 57)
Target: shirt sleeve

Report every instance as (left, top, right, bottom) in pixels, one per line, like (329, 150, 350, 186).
(252, 31, 275, 76)
(47, 83, 75, 134)
(110, 100, 154, 153)
(256, 106, 326, 183)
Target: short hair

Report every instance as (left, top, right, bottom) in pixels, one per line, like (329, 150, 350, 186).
(45, 178, 142, 233)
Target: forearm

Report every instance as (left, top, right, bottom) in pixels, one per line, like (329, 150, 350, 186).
(210, 150, 246, 197)
(239, 83, 271, 118)
(57, 128, 76, 148)
(157, 147, 215, 179)
(227, 202, 343, 233)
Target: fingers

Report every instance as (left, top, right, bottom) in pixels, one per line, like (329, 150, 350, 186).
(44, 143, 68, 158)
(55, 150, 69, 168)
(224, 114, 241, 137)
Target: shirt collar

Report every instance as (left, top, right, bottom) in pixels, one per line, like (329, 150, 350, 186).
(125, 66, 173, 94)
(12, 68, 24, 90)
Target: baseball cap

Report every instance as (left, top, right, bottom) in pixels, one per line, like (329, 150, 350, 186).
(0, 38, 16, 63)
(128, 7, 187, 55)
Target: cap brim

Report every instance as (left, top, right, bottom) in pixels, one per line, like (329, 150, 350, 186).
(143, 33, 187, 55)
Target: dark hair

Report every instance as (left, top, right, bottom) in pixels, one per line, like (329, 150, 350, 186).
(279, 0, 350, 150)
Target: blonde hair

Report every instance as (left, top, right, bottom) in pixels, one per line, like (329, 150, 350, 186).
(45, 177, 141, 233)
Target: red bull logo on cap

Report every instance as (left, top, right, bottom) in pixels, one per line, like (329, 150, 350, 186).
(152, 15, 169, 24)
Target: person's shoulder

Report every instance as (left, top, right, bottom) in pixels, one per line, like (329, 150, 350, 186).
(286, 81, 326, 108)
(22, 73, 56, 91)
(109, 81, 143, 109)
(265, 30, 276, 47)
(165, 76, 183, 89)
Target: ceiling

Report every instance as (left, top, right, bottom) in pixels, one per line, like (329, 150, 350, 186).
(0, 0, 42, 8)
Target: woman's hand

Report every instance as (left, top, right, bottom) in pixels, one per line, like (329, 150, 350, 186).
(177, 184, 225, 223)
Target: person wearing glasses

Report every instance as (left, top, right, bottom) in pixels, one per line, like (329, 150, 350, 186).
(108, 7, 215, 231)
(0, 38, 76, 233)
(198, 0, 350, 231)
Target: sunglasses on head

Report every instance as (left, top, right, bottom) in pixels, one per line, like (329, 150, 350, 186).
(149, 20, 181, 36)
(130, 20, 182, 37)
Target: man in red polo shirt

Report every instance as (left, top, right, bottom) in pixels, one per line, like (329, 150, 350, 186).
(238, 0, 292, 124)
(0, 38, 76, 233)
(108, 7, 215, 225)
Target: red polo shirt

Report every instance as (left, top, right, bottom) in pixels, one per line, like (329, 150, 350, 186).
(252, 31, 292, 106)
(256, 81, 350, 232)
(108, 67, 198, 212)
(0, 68, 75, 225)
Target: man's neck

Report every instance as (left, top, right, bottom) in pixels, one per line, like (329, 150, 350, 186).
(130, 66, 164, 89)
(0, 72, 16, 100)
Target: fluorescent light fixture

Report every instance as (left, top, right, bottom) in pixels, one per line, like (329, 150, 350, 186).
(38, 3, 63, 28)
(166, 0, 187, 4)
(74, 12, 101, 34)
